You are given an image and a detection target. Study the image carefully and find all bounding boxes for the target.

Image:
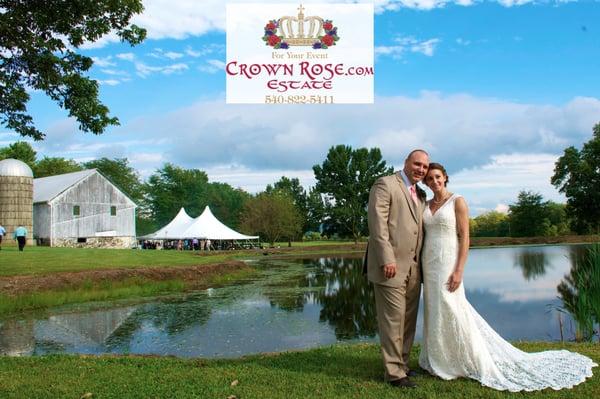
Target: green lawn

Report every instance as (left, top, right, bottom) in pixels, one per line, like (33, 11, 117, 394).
(0, 343, 597, 398)
(0, 246, 236, 276)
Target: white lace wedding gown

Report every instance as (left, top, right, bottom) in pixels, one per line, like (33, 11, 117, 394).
(418, 194, 597, 391)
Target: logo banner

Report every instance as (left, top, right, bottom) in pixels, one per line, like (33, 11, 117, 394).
(226, 3, 374, 104)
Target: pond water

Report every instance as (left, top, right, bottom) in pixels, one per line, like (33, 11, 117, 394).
(0, 244, 589, 358)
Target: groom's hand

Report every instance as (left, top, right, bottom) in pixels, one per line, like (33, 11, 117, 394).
(383, 263, 396, 279)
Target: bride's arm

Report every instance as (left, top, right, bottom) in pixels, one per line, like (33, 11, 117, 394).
(447, 197, 470, 292)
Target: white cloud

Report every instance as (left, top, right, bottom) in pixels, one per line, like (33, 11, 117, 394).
(34, 93, 600, 214)
(376, 36, 441, 59)
(135, 62, 189, 77)
(116, 52, 136, 62)
(97, 79, 121, 86)
(198, 59, 226, 74)
(495, 204, 509, 214)
(456, 38, 471, 46)
(450, 153, 564, 215)
(72, 1, 569, 49)
(92, 56, 116, 67)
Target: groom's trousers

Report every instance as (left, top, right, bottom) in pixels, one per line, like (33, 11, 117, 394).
(373, 264, 421, 382)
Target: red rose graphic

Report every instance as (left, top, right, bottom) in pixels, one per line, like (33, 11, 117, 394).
(323, 22, 333, 31)
(268, 35, 281, 46)
(266, 22, 276, 31)
(321, 34, 334, 46)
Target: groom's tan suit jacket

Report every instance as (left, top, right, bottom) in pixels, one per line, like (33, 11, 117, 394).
(366, 171, 425, 381)
(366, 172, 425, 286)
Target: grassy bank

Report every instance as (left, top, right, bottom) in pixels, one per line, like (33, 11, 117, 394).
(0, 246, 236, 277)
(0, 343, 597, 398)
(0, 267, 256, 316)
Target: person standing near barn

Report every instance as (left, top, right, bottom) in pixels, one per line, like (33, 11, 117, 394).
(13, 224, 27, 251)
(0, 224, 5, 250)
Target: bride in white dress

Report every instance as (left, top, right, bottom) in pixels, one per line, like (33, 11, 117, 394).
(418, 162, 597, 391)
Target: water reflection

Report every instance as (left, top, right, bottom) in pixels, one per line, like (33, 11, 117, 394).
(0, 244, 590, 358)
(513, 249, 549, 280)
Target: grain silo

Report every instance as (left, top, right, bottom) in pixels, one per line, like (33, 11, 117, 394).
(0, 158, 34, 246)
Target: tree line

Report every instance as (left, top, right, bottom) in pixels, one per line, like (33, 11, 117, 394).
(1, 122, 599, 243)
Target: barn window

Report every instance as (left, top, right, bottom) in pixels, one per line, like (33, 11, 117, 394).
(110, 206, 117, 216)
(77, 237, 87, 243)
(73, 205, 80, 216)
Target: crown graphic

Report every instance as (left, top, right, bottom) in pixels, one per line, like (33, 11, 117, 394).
(263, 4, 340, 50)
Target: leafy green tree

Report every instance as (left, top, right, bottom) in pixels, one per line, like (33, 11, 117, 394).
(313, 145, 392, 242)
(33, 156, 82, 177)
(266, 176, 308, 236)
(305, 187, 325, 234)
(83, 158, 143, 204)
(508, 191, 568, 237)
(145, 163, 210, 226)
(551, 122, 600, 234)
(204, 182, 251, 229)
(1, 0, 146, 140)
(239, 192, 301, 246)
(508, 191, 549, 237)
(471, 211, 509, 237)
(0, 141, 37, 168)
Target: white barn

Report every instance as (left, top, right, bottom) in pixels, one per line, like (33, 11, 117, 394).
(33, 169, 137, 248)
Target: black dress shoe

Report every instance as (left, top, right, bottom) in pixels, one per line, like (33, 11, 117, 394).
(389, 377, 417, 388)
(406, 369, 419, 377)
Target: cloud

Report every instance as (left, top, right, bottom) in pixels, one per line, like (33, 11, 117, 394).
(91, 56, 116, 67)
(376, 36, 441, 59)
(116, 52, 136, 62)
(148, 48, 185, 60)
(72, 1, 571, 49)
(450, 153, 565, 215)
(35, 93, 600, 213)
(97, 79, 121, 86)
(135, 62, 189, 77)
(198, 59, 226, 74)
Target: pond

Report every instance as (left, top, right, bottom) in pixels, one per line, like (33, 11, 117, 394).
(0, 244, 588, 358)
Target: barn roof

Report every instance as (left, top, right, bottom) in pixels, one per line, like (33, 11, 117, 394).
(33, 169, 98, 203)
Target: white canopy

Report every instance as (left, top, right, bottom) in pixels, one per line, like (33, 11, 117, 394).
(141, 206, 258, 240)
(141, 207, 194, 239)
(182, 206, 258, 240)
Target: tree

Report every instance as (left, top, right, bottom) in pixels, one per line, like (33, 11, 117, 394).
(313, 145, 392, 242)
(83, 158, 143, 204)
(551, 122, 600, 234)
(266, 176, 308, 236)
(145, 163, 210, 226)
(1, 1, 146, 140)
(305, 187, 325, 234)
(471, 211, 509, 237)
(33, 156, 82, 177)
(0, 141, 37, 168)
(507, 191, 568, 237)
(204, 182, 251, 229)
(239, 192, 301, 246)
(508, 191, 549, 237)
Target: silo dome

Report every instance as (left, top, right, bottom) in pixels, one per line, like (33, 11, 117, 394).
(0, 159, 33, 178)
(0, 158, 34, 247)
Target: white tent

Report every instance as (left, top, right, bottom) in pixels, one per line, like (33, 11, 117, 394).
(182, 206, 258, 240)
(141, 207, 194, 239)
(141, 206, 258, 240)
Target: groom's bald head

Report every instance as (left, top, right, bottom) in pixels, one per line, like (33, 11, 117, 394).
(403, 149, 430, 184)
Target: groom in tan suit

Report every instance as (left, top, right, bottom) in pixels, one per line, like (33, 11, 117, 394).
(366, 149, 429, 388)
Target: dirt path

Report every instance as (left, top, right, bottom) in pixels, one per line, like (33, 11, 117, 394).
(0, 261, 248, 296)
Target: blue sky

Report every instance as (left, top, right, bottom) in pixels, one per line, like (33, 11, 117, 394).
(2, 0, 600, 215)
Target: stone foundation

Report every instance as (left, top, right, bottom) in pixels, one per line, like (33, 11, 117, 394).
(50, 236, 136, 249)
